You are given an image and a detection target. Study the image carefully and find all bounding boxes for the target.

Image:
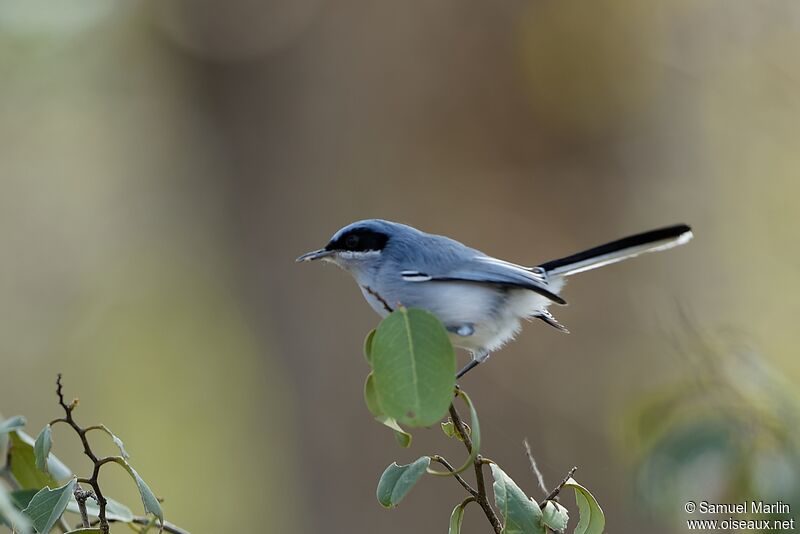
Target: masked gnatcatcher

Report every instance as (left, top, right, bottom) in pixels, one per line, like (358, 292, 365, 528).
(297, 220, 692, 378)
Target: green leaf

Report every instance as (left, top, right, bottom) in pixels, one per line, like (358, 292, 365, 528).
(10, 490, 39, 510)
(490, 464, 545, 534)
(34, 426, 52, 474)
(9, 431, 72, 489)
(0, 485, 32, 534)
(563, 478, 605, 534)
(370, 308, 456, 427)
(64, 529, 104, 533)
(365, 373, 412, 447)
(118, 461, 164, 524)
(375, 416, 412, 448)
(441, 420, 471, 441)
(376, 456, 430, 508)
(22, 478, 77, 534)
(364, 329, 376, 364)
(364, 372, 383, 417)
(541, 500, 569, 532)
(441, 420, 456, 438)
(449, 498, 474, 534)
(67, 496, 134, 523)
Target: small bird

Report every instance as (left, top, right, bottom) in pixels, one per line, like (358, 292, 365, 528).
(297, 220, 692, 378)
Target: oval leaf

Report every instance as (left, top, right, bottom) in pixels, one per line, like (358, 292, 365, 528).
(449, 498, 474, 534)
(376, 456, 430, 508)
(22, 478, 77, 534)
(541, 500, 569, 532)
(563, 478, 605, 534)
(490, 464, 545, 534)
(34, 426, 52, 474)
(370, 308, 456, 427)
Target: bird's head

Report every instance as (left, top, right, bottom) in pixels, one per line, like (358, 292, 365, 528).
(296, 219, 410, 273)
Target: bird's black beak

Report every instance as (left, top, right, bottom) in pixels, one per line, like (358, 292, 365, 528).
(295, 248, 334, 262)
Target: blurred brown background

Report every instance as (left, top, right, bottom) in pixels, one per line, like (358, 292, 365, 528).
(2, 1, 799, 533)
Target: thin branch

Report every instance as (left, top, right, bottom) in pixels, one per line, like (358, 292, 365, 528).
(73, 485, 95, 528)
(432, 456, 478, 497)
(96, 456, 126, 468)
(539, 466, 578, 507)
(523, 438, 548, 497)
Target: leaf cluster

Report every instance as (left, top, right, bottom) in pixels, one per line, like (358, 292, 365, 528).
(364, 307, 606, 533)
(0, 377, 176, 534)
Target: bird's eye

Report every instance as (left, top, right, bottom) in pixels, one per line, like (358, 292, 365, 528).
(345, 234, 360, 249)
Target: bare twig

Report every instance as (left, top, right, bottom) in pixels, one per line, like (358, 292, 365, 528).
(540, 466, 578, 507)
(73, 485, 95, 528)
(523, 438, 548, 497)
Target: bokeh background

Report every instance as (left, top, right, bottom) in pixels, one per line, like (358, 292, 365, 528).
(2, 1, 799, 533)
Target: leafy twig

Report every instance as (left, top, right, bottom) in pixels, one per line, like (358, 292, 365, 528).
(49, 374, 112, 534)
(448, 402, 502, 534)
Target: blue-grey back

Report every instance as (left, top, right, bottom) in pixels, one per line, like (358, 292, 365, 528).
(376, 222, 483, 273)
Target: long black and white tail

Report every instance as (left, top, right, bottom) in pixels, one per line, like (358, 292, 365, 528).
(539, 224, 693, 277)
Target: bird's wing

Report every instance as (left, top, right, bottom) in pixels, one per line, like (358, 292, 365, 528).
(399, 255, 567, 305)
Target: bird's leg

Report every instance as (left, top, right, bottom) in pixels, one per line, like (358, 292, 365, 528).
(456, 350, 490, 379)
(456, 360, 480, 379)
